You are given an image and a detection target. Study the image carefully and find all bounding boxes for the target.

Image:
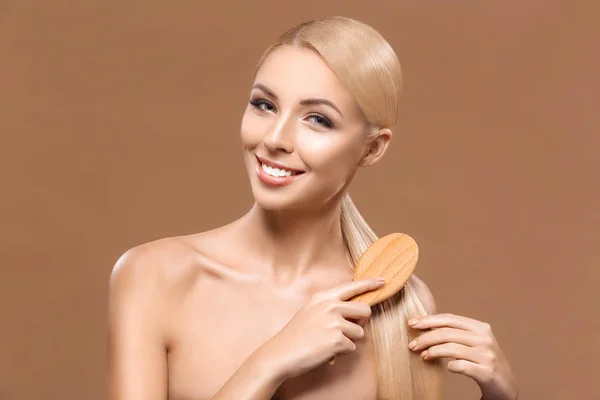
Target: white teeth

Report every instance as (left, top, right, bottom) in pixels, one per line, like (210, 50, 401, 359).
(262, 162, 293, 177)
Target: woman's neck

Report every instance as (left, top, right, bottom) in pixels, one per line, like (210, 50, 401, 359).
(236, 201, 351, 284)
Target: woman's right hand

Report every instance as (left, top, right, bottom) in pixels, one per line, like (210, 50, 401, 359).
(258, 277, 385, 381)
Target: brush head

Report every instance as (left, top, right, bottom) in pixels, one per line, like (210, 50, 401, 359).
(349, 233, 419, 306)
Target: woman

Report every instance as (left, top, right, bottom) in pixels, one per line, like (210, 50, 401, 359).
(106, 16, 519, 400)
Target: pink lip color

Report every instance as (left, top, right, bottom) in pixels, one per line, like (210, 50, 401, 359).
(255, 157, 303, 187)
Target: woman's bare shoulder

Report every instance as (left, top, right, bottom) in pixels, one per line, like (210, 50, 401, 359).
(108, 234, 216, 302)
(108, 226, 246, 299)
(110, 237, 192, 284)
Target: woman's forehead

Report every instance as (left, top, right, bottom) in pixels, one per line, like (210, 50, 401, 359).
(253, 45, 356, 109)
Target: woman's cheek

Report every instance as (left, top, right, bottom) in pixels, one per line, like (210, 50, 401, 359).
(296, 132, 337, 161)
(298, 135, 357, 176)
(240, 115, 268, 147)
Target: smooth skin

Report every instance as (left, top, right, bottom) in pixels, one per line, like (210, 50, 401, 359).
(106, 45, 518, 400)
(408, 314, 520, 400)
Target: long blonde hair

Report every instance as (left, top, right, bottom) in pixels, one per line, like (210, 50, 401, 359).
(254, 16, 445, 400)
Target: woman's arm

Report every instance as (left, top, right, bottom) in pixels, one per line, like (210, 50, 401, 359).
(210, 346, 285, 400)
(106, 245, 287, 400)
(106, 248, 169, 400)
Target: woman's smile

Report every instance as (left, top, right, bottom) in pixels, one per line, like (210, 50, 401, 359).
(255, 154, 306, 187)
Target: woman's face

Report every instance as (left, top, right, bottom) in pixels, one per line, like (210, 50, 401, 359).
(240, 45, 385, 212)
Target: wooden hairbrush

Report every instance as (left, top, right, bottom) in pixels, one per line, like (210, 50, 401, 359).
(329, 232, 419, 365)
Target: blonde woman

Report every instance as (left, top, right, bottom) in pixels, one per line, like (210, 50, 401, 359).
(107, 16, 519, 400)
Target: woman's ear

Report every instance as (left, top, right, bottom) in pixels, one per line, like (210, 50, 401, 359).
(360, 128, 392, 167)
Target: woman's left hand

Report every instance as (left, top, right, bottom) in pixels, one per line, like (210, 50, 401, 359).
(407, 313, 519, 400)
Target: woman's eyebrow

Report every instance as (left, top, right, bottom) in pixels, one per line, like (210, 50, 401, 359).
(299, 98, 343, 118)
(252, 82, 343, 117)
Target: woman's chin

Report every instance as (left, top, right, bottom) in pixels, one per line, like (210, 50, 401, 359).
(249, 186, 307, 212)
(248, 175, 335, 213)
(252, 194, 298, 212)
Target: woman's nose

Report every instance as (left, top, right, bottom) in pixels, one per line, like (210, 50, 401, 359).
(263, 117, 294, 153)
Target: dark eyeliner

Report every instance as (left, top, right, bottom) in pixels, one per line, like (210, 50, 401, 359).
(309, 114, 335, 129)
(249, 98, 274, 112)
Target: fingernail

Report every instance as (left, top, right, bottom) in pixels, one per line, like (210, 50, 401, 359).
(408, 318, 419, 326)
(421, 350, 428, 359)
(375, 277, 386, 283)
(408, 340, 417, 349)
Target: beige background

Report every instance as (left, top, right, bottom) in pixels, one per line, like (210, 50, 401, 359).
(1, 1, 598, 399)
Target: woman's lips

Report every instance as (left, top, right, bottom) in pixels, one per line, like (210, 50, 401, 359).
(255, 154, 304, 174)
(255, 156, 305, 187)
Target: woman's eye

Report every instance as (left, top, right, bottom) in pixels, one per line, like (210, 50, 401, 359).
(249, 99, 334, 129)
(249, 99, 275, 113)
(308, 115, 334, 129)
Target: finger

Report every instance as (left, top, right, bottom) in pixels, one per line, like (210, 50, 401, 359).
(354, 316, 371, 327)
(408, 313, 491, 333)
(408, 327, 482, 352)
(338, 319, 365, 342)
(335, 334, 358, 355)
(335, 301, 372, 321)
(446, 359, 494, 385)
(323, 278, 385, 302)
(421, 342, 489, 365)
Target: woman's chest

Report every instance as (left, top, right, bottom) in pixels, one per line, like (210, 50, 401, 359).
(166, 281, 378, 400)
